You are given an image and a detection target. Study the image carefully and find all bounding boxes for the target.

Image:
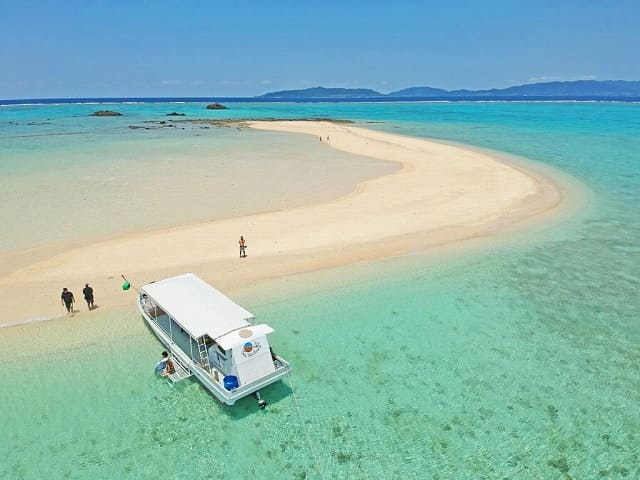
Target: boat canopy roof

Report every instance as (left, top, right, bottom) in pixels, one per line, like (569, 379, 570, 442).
(217, 324, 274, 350)
(140, 273, 254, 339)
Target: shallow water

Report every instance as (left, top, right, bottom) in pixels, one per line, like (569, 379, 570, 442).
(0, 116, 394, 252)
(1, 101, 639, 478)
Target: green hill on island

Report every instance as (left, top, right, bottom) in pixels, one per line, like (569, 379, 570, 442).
(258, 86, 384, 99)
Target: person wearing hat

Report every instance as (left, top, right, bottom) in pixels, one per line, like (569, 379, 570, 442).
(82, 283, 95, 310)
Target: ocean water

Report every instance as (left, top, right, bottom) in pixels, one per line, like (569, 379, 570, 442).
(1, 101, 638, 479)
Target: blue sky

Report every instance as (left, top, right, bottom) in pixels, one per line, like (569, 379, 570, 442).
(1, 0, 638, 98)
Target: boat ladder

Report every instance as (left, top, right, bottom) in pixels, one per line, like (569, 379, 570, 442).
(166, 356, 192, 386)
(197, 337, 212, 372)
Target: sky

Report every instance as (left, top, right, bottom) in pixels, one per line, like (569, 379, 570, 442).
(1, 0, 639, 99)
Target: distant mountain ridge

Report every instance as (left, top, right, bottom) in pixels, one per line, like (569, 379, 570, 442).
(260, 86, 383, 99)
(258, 80, 640, 99)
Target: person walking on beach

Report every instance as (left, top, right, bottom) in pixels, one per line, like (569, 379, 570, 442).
(82, 283, 94, 310)
(239, 236, 247, 258)
(61, 288, 75, 315)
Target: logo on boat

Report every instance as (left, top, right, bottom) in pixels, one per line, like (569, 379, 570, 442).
(241, 340, 261, 358)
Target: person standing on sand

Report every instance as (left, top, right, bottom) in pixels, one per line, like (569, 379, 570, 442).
(239, 236, 247, 258)
(83, 283, 94, 310)
(61, 288, 75, 315)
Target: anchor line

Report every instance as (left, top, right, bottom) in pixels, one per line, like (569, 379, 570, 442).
(287, 371, 322, 474)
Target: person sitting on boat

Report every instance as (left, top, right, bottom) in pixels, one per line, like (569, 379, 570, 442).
(155, 351, 169, 374)
(162, 358, 176, 377)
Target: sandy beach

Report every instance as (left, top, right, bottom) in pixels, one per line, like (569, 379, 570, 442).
(0, 120, 563, 325)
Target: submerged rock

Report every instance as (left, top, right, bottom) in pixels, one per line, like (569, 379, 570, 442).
(166, 112, 186, 116)
(206, 103, 227, 110)
(90, 110, 122, 116)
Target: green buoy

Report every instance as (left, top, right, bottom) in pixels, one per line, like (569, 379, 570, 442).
(122, 281, 131, 291)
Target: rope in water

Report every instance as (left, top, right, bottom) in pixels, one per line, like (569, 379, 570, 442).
(287, 371, 322, 472)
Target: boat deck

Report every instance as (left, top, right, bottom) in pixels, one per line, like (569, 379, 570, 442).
(166, 357, 193, 385)
(152, 312, 201, 363)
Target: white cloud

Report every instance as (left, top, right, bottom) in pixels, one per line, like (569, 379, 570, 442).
(527, 74, 598, 83)
(220, 79, 251, 87)
(161, 79, 182, 86)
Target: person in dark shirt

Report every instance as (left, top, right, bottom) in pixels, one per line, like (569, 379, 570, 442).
(82, 283, 94, 310)
(155, 351, 176, 377)
(155, 351, 169, 374)
(61, 288, 75, 314)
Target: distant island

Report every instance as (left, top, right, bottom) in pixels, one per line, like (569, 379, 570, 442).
(2, 80, 639, 107)
(259, 87, 384, 99)
(257, 80, 640, 100)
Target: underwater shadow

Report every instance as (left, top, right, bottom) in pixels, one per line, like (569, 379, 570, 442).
(217, 380, 294, 420)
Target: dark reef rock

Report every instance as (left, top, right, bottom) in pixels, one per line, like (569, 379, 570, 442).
(90, 110, 122, 117)
(166, 112, 186, 116)
(206, 103, 227, 110)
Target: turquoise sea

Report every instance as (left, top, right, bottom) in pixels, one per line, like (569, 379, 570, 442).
(1, 101, 638, 479)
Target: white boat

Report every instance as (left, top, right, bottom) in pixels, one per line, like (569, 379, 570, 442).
(137, 272, 290, 408)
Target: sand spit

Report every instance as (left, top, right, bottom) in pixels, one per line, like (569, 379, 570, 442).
(0, 121, 563, 325)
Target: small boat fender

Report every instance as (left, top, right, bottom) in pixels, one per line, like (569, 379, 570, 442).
(223, 375, 239, 391)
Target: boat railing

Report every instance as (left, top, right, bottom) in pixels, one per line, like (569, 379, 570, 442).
(272, 354, 289, 370)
